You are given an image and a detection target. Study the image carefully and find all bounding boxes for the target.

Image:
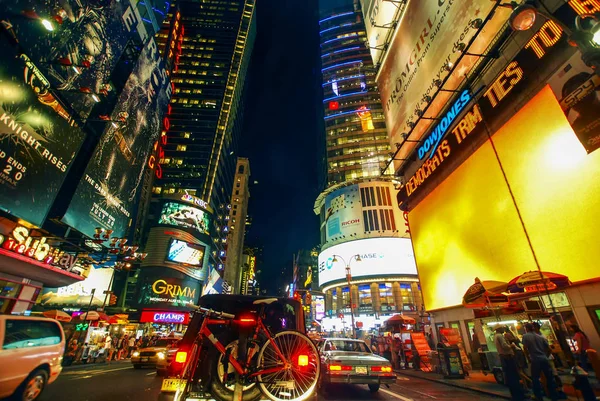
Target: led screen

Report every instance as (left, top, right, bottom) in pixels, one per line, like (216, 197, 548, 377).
(62, 39, 170, 239)
(39, 267, 114, 306)
(159, 202, 211, 235)
(318, 238, 417, 288)
(137, 269, 201, 310)
(0, 40, 85, 226)
(166, 239, 205, 267)
(3, 0, 152, 120)
(410, 86, 600, 311)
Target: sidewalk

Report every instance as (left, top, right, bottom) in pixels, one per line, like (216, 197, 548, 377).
(395, 368, 600, 400)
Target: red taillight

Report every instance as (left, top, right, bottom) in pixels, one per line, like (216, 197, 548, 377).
(175, 351, 187, 364)
(371, 366, 393, 373)
(236, 314, 256, 325)
(297, 354, 309, 367)
(328, 364, 352, 371)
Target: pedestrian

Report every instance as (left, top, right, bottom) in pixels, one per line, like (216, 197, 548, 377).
(105, 335, 115, 364)
(572, 325, 591, 370)
(128, 335, 136, 358)
(64, 339, 79, 366)
(81, 343, 90, 364)
(522, 323, 558, 401)
(494, 327, 526, 400)
(391, 335, 401, 370)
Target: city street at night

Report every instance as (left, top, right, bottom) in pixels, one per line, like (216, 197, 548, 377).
(37, 362, 502, 401)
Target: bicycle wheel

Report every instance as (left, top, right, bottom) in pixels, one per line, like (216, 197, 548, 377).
(211, 340, 262, 401)
(256, 331, 320, 401)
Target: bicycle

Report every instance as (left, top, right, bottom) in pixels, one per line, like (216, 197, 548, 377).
(167, 298, 320, 401)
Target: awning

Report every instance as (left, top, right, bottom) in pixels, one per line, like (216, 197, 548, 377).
(0, 248, 84, 287)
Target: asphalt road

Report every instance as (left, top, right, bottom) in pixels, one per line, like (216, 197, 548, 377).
(33, 361, 502, 401)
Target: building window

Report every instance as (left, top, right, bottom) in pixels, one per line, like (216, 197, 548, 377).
(379, 283, 395, 312)
(341, 287, 350, 311)
(400, 283, 415, 312)
(358, 284, 372, 311)
(238, 165, 245, 174)
(235, 190, 239, 195)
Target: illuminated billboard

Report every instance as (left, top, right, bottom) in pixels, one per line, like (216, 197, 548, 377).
(360, 0, 401, 65)
(0, 43, 85, 226)
(377, 0, 508, 170)
(137, 268, 201, 310)
(62, 39, 170, 239)
(166, 238, 205, 267)
(318, 237, 417, 288)
(39, 267, 114, 306)
(410, 86, 600, 311)
(159, 202, 211, 235)
(321, 181, 407, 245)
(3, 0, 160, 120)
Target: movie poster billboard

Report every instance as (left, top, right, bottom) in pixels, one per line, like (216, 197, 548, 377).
(137, 268, 201, 310)
(548, 53, 600, 153)
(3, 0, 159, 120)
(0, 41, 85, 226)
(62, 39, 170, 239)
(377, 0, 508, 170)
(158, 202, 212, 236)
(39, 266, 114, 306)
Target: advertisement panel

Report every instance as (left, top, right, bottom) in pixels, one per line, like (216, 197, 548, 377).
(314, 295, 325, 321)
(4, 0, 157, 120)
(137, 272, 201, 310)
(360, 0, 401, 64)
(321, 182, 405, 244)
(62, 39, 170, 239)
(548, 53, 600, 154)
(139, 311, 190, 324)
(377, 0, 508, 168)
(203, 268, 224, 295)
(0, 43, 85, 226)
(159, 202, 211, 235)
(39, 267, 113, 306)
(166, 238, 205, 267)
(410, 86, 600, 311)
(318, 237, 417, 287)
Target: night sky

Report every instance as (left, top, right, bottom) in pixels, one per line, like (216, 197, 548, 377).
(240, 0, 325, 295)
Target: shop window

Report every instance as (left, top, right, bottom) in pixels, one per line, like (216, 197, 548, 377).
(378, 283, 395, 312)
(4, 319, 61, 349)
(358, 284, 372, 311)
(588, 306, 600, 337)
(341, 287, 350, 311)
(400, 283, 415, 311)
(331, 289, 337, 314)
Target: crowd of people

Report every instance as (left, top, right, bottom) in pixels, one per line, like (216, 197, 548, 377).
(62, 333, 166, 366)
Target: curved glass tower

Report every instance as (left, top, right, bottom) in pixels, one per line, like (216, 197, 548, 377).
(319, 1, 391, 187)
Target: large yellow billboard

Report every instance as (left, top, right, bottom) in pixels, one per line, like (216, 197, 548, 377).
(410, 86, 600, 311)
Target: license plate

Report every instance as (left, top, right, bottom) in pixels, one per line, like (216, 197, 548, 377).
(161, 378, 187, 393)
(141, 358, 148, 362)
(355, 366, 367, 375)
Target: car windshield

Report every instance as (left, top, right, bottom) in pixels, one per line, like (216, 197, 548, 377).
(325, 340, 371, 353)
(154, 339, 176, 347)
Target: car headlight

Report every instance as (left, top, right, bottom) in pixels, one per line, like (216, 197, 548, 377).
(132, 351, 140, 357)
(157, 352, 166, 360)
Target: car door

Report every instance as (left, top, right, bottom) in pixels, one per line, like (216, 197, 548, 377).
(0, 318, 63, 396)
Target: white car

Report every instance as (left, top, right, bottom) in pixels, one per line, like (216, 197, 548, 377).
(0, 315, 65, 401)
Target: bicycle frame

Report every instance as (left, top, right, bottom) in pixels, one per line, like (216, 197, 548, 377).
(185, 310, 289, 385)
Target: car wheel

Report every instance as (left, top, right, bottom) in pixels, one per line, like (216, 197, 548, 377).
(209, 340, 262, 401)
(368, 384, 380, 393)
(133, 364, 142, 369)
(16, 369, 48, 401)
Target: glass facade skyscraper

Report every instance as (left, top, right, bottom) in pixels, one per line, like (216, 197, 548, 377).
(319, 1, 391, 187)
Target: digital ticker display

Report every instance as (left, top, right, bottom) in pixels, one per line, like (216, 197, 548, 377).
(62, 39, 171, 239)
(0, 40, 85, 226)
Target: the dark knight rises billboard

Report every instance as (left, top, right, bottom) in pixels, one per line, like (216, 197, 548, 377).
(62, 39, 171, 239)
(0, 42, 85, 226)
(2, 0, 150, 120)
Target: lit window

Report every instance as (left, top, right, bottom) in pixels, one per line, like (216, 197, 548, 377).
(177, 145, 187, 151)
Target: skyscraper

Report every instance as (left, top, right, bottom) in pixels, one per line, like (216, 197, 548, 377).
(319, 0, 391, 187)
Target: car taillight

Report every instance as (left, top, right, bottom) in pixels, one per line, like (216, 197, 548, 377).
(371, 366, 393, 373)
(175, 351, 187, 363)
(328, 364, 352, 371)
(297, 354, 309, 367)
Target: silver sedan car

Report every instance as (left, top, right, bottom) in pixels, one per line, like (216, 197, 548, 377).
(318, 338, 396, 393)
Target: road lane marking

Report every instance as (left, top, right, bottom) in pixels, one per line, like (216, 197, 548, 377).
(69, 366, 133, 379)
(380, 388, 413, 401)
(146, 372, 156, 376)
(393, 384, 437, 399)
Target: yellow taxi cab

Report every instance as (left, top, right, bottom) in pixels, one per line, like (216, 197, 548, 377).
(131, 336, 180, 371)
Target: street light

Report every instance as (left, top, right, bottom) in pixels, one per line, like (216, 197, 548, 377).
(331, 254, 361, 338)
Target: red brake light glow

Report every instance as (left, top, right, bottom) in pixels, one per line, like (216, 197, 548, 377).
(175, 351, 187, 363)
(328, 364, 352, 371)
(297, 354, 309, 367)
(371, 366, 393, 373)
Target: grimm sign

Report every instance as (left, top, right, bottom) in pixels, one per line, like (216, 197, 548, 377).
(152, 279, 196, 299)
(0, 226, 78, 271)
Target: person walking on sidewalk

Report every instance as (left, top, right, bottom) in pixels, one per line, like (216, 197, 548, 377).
(522, 323, 558, 401)
(572, 325, 591, 370)
(494, 327, 526, 400)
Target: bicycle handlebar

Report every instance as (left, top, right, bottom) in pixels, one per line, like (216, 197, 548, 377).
(198, 307, 235, 320)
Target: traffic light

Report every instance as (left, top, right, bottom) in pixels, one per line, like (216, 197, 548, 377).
(109, 294, 117, 306)
(293, 291, 301, 302)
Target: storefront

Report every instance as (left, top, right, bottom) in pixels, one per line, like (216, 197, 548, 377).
(138, 310, 191, 336)
(0, 220, 87, 314)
